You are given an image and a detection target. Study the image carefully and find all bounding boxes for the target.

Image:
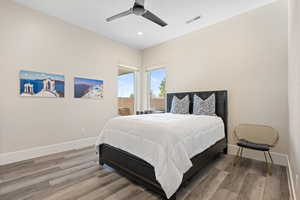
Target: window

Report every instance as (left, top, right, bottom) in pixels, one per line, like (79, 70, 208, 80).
(118, 69, 135, 115)
(148, 68, 166, 112)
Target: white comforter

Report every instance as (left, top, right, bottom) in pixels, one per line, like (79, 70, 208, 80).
(96, 113, 225, 198)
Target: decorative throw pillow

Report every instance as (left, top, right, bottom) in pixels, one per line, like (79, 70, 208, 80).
(170, 95, 190, 114)
(193, 93, 216, 115)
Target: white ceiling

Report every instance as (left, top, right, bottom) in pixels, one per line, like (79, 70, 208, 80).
(14, 0, 275, 49)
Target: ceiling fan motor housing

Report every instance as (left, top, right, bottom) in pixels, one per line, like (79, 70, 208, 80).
(133, 4, 146, 15)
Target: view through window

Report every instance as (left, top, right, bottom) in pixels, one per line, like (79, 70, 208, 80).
(149, 68, 166, 111)
(118, 72, 135, 116)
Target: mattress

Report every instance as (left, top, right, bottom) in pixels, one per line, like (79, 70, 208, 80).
(96, 113, 225, 198)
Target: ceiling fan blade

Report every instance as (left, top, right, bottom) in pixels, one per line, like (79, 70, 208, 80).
(135, 0, 145, 6)
(106, 9, 133, 22)
(142, 10, 167, 27)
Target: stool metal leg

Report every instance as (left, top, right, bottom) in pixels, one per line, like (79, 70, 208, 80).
(267, 150, 273, 175)
(233, 147, 241, 166)
(240, 147, 244, 160)
(267, 151, 274, 164)
(264, 151, 272, 175)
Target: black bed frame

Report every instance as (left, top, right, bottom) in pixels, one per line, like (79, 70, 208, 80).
(99, 90, 228, 200)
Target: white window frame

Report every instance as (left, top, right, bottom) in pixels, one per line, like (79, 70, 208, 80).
(146, 67, 166, 111)
(118, 65, 140, 114)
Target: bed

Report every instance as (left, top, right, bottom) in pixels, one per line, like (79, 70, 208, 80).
(97, 90, 228, 200)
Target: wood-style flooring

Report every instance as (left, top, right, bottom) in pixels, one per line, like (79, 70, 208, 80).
(0, 146, 290, 200)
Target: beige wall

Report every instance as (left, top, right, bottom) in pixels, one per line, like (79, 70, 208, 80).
(0, 0, 141, 153)
(0, 0, 289, 159)
(288, 0, 300, 196)
(142, 0, 288, 153)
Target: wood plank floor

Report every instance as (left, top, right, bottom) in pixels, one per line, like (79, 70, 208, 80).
(0, 146, 289, 200)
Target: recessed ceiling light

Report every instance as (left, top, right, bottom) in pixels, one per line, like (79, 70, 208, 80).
(137, 31, 143, 36)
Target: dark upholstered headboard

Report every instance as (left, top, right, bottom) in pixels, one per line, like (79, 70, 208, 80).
(166, 90, 228, 141)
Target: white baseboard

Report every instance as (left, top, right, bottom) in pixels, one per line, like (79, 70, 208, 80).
(287, 158, 297, 200)
(0, 137, 97, 166)
(228, 144, 288, 166)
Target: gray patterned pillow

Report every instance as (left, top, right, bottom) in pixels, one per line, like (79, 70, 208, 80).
(193, 94, 216, 115)
(170, 95, 190, 114)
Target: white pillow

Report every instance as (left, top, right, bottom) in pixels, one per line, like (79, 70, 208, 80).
(170, 95, 190, 114)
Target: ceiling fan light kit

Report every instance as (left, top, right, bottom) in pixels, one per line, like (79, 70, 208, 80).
(106, 0, 168, 27)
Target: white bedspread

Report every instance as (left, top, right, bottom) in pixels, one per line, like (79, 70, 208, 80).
(96, 113, 225, 198)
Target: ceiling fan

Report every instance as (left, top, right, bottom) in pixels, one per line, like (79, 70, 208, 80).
(106, 0, 167, 27)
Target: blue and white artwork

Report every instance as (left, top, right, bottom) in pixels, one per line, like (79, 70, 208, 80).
(20, 70, 65, 98)
(74, 77, 103, 99)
